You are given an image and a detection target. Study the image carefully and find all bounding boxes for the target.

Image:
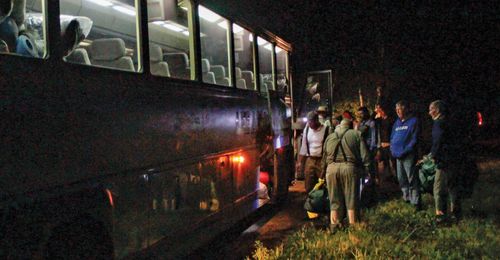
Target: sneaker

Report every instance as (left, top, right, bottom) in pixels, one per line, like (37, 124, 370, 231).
(435, 215, 447, 225)
(329, 223, 342, 234)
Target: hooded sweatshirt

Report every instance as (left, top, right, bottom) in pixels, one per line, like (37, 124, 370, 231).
(390, 116, 419, 158)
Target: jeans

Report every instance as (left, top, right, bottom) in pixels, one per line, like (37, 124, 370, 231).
(396, 153, 420, 205)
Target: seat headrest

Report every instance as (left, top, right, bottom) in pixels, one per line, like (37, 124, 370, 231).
(201, 58, 210, 73)
(211, 65, 225, 79)
(90, 38, 127, 61)
(65, 48, 91, 65)
(235, 67, 242, 79)
(149, 44, 163, 62)
(0, 16, 18, 51)
(164, 52, 189, 68)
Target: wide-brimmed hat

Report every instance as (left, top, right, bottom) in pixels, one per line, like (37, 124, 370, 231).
(316, 106, 327, 112)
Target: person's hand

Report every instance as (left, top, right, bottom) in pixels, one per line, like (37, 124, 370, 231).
(295, 162, 302, 174)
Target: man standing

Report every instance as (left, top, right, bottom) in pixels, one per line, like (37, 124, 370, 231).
(390, 100, 421, 210)
(297, 111, 330, 193)
(317, 105, 332, 130)
(322, 119, 370, 230)
(428, 100, 460, 223)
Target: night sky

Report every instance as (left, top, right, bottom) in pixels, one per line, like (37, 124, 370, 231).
(208, 0, 499, 117)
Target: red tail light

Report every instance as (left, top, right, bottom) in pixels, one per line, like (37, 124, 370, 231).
(477, 112, 483, 127)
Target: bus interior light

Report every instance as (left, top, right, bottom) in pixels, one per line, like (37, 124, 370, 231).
(199, 6, 220, 22)
(87, 0, 113, 7)
(112, 5, 136, 16)
(257, 37, 267, 46)
(232, 24, 244, 34)
(217, 21, 228, 30)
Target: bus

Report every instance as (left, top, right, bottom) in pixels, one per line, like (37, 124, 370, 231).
(0, 0, 293, 258)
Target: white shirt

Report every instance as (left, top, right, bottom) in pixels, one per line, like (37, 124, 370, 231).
(299, 124, 327, 157)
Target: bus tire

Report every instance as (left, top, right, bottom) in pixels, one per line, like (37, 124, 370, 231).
(46, 217, 113, 259)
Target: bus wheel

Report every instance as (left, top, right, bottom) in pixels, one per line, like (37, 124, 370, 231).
(46, 217, 113, 259)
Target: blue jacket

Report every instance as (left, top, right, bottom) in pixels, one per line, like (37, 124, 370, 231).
(390, 116, 419, 158)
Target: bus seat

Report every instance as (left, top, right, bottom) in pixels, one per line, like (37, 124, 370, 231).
(150, 44, 170, 77)
(0, 16, 19, 52)
(235, 67, 246, 89)
(201, 58, 215, 84)
(0, 39, 8, 52)
(164, 52, 189, 79)
(89, 38, 135, 72)
(265, 80, 274, 90)
(241, 70, 254, 89)
(64, 48, 91, 65)
(211, 65, 229, 86)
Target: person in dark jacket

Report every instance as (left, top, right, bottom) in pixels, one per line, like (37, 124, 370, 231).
(427, 100, 461, 223)
(390, 100, 421, 210)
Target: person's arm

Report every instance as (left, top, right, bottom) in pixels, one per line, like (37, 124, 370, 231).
(369, 120, 377, 150)
(359, 133, 371, 178)
(296, 127, 308, 172)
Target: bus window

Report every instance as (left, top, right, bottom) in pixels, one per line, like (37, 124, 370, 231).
(233, 24, 255, 90)
(198, 5, 230, 86)
(258, 37, 274, 93)
(60, 0, 141, 72)
(147, 0, 192, 80)
(276, 47, 289, 95)
(0, 0, 47, 58)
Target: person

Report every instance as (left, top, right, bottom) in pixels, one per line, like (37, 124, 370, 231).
(355, 106, 376, 176)
(321, 119, 370, 231)
(390, 100, 421, 210)
(374, 103, 395, 182)
(317, 105, 332, 130)
(292, 119, 306, 181)
(426, 100, 461, 223)
(297, 111, 330, 194)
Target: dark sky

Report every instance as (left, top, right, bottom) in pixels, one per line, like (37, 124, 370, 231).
(205, 1, 499, 112)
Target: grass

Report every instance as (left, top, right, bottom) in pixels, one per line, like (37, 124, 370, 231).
(249, 158, 500, 259)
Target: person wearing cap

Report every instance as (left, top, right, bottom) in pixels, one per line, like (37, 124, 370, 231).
(317, 106, 332, 131)
(321, 119, 370, 231)
(297, 111, 330, 194)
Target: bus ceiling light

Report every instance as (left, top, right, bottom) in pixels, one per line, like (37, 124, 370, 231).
(233, 24, 244, 34)
(88, 0, 113, 7)
(257, 37, 267, 46)
(199, 6, 221, 23)
(217, 21, 228, 30)
(477, 112, 483, 126)
(112, 5, 136, 16)
(302, 117, 308, 123)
